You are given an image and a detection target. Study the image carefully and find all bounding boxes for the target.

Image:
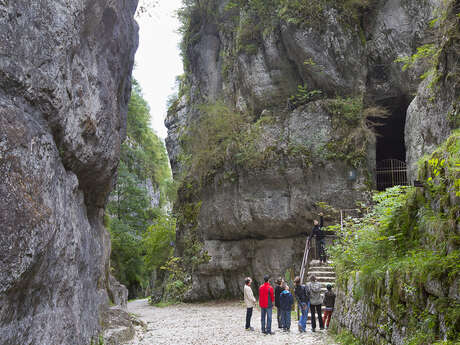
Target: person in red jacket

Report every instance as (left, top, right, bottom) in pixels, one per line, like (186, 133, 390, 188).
(259, 275, 275, 335)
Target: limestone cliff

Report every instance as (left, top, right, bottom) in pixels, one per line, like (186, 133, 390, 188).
(166, 0, 458, 301)
(0, 1, 138, 344)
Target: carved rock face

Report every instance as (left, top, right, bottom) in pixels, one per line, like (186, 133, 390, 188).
(0, 1, 138, 344)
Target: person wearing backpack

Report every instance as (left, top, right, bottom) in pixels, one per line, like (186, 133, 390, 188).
(294, 276, 310, 333)
(307, 275, 324, 331)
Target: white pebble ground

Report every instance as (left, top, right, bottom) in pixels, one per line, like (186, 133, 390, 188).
(127, 299, 338, 345)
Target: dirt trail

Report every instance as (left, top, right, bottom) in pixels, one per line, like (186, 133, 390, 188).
(127, 299, 338, 345)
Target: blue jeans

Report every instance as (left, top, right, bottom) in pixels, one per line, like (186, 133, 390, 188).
(261, 307, 272, 333)
(298, 302, 310, 331)
(281, 310, 291, 329)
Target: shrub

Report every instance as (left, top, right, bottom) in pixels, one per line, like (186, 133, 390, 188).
(323, 97, 388, 168)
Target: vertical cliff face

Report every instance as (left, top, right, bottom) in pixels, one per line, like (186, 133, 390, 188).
(0, 1, 138, 344)
(166, 0, 457, 301)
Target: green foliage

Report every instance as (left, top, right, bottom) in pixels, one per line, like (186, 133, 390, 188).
(330, 186, 413, 285)
(125, 81, 171, 190)
(395, 0, 459, 93)
(143, 216, 176, 269)
(107, 161, 154, 233)
(334, 330, 361, 345)
(179, 101, 317, 186)
(277, 0, 330, 29)
(330, 132, 459, 344)
(395, 44, 439, 73)
(423, 129, 460, 198)
(159, 256, 190, 302)
(179, 101, 263, 184)
(278, 0, 374, 30)
(107, 79, 174, 299)
(108, 217, 146, 295)
(288, 84, 323, 107)
(177, 0, 373, 69)
(89, 335, 105, 345)
(323, 97, 387, 168)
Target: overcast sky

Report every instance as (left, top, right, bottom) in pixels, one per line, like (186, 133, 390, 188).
(133, 0, 183, 140)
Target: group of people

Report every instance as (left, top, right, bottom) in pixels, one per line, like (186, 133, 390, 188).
(243, 275, 336, 335)
(242, 214, 335, 334)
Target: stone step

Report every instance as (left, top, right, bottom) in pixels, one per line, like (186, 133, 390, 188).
(309, 265, 334, 272)
(308, 271, 336, 277)
(310, 260, 333, 265)
(308, 266, 334, 272)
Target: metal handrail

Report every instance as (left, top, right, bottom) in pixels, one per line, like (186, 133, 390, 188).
(299, 237, 311, 284)
(297, 237, 311, 321)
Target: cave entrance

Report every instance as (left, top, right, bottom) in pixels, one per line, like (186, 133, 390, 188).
(373, 96, 410, 191)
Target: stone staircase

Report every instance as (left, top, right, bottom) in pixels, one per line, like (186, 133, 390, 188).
(306, 260, 336, 323)
(308, 260, 335, 292)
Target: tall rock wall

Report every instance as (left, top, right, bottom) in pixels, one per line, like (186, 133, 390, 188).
(166, 0, 458, 301)
(0, 1, 138, 344)
(331, 3, 460, 343)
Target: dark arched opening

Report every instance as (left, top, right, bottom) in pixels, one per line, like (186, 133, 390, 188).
(372, 96, 411, 190)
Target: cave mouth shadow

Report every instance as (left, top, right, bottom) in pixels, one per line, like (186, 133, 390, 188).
(371, 96, 411, 191)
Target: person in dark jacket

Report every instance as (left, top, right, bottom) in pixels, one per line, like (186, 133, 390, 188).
(294, 276, 310, 333)
(279, 284, 294, 331)
(309, 213, 326, 263)
(259, 275, 275, 335)
(274, 277, 283, 329)
(322, 284, 336, 329)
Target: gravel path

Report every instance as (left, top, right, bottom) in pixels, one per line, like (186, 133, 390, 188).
(127, 299, 338, 345)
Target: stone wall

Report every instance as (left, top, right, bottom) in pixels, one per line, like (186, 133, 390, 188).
(332, 266, 459, 344)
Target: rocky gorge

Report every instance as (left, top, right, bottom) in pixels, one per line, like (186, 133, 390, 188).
(0, 1, 138, 344)
(166, 0, 458, 303)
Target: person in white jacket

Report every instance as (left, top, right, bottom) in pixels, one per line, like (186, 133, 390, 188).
(244, 277, 256, 331)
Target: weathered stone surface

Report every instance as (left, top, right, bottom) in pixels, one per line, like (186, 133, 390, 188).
(109, 274, 130, 310)
(332, 269, 459, 345)
(365, 0, 436, 102)
(102, 307, 138, 345)
(166, 0, 456, 303)
(186, 237, 304, 301)
(406, 73, 458, 182)
(0, 1, 138, 344)
(405, 0, 460, 181)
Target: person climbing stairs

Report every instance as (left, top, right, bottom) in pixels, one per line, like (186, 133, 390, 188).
(306, 260, 336, 324)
